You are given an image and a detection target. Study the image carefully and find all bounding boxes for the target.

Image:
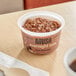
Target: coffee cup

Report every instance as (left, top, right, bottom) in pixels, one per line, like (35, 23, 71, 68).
(64, 48, 76, 76)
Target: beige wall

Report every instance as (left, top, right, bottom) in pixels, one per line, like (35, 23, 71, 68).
(0, 0, 23, 14)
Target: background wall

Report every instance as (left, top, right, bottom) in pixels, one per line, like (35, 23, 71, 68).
(25, 0, 73, 9)
(0, 0, 23, 14)
(0, 0, 73, 14)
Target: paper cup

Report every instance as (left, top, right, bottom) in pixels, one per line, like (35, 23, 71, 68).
(64, 48, 76, 76)
(18, 11, 65, 54)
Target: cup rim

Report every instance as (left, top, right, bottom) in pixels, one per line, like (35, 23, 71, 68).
(64, 48, 76, 75)
(17, 11, 65, 37)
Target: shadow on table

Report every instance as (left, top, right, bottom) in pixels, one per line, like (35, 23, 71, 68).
(17, 47, 57, 73)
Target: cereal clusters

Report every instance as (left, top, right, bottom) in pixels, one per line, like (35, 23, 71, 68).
(23, 17, 60, 32)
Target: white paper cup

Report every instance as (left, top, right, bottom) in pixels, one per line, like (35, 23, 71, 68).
(64, 48, 76, 76)
(18, 11, 65, 54)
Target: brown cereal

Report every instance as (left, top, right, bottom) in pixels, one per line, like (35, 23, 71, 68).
(23, 17, 61, 32)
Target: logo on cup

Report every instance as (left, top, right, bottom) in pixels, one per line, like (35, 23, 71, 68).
(35, 38, 51, 44)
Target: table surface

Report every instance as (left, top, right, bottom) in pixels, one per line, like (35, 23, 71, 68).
(0, 1, 76, 76)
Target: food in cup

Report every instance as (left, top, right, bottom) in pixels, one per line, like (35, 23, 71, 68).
(70, 60, 76, 72)
(18, 11, 65, 54)
(23, 17, 61, 32)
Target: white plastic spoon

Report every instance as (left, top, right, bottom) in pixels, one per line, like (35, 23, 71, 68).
(0, 52, 49, 76)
